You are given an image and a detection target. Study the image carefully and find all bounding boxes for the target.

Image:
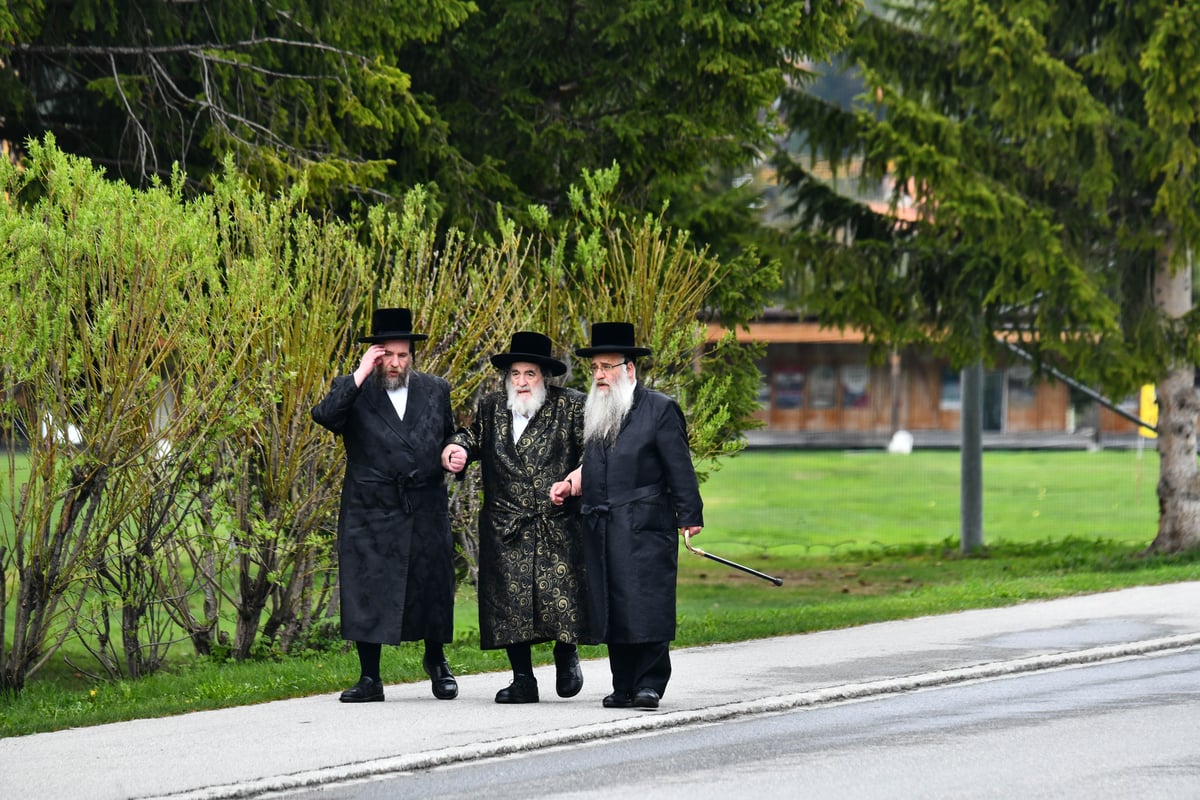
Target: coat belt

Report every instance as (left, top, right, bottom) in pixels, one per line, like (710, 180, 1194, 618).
(581, 484, 661, 517)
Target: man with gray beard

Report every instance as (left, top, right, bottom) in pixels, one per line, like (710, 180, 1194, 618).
(443, 332, 588, 704)
(551, 322, 703, 710)
(312, 308, 459, 704)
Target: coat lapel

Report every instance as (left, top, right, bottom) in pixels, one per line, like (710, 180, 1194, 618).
(496, 402, 516, 451)
(617, 384, 645, 441)
(404, 373, 430, 430)
(365, 376, 418, 447)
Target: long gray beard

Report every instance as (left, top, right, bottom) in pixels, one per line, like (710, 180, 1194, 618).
(373, 363, 410, 391)
(506, 379, 547, 418)
(584, 372, 635, 446)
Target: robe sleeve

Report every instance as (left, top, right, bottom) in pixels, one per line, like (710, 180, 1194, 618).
(654, 398, 704, 528)
(311, 375, 360, 435)
(446, 397, 488, 463)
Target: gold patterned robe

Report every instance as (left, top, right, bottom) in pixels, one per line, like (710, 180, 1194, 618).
(449, 384, 588, 649)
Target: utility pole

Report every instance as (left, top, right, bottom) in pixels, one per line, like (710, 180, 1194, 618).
(889, 349, 901, 433)
(960, 361, 984, 553)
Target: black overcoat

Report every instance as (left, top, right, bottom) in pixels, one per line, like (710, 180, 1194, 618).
(311, 371, 456, 644)
(580, 384, 703, 644)
(448, 385, 588, 649)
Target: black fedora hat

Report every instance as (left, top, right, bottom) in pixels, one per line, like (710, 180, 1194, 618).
(357, 307, 428, 343)
(490, 331, 567, 377)
(574, 321, 652, 358)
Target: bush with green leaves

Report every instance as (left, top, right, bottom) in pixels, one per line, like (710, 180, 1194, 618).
(1, 140, 772, 695)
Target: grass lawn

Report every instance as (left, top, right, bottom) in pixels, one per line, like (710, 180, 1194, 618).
(675, 448, 1193, 641)
(697, 448, 1160, 557)
(4, 448, 1198, 737)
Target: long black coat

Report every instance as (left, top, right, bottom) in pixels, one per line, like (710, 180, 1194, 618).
(580, 384, 703, 644)
(448, 385, 588, 649)
(311, 371, 456, 644)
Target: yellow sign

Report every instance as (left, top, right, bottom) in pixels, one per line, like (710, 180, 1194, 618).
(1139, 384, 1158, 438)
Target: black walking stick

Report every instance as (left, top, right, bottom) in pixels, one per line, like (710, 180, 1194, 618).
(682, 531, 783, 586)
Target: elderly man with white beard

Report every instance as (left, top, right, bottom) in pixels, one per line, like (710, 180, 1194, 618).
(550, 322, 704, 711)
(442, 331, 588, 704)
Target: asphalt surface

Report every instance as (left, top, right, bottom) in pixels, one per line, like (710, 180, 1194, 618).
(4, 582, 1200, 800)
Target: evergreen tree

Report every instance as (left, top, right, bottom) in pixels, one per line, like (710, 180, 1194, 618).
(0, 0, 474, 201)
(1, 1, 860, 241)
(392, 2, 856, 233)
(776, 1, 1200, 551)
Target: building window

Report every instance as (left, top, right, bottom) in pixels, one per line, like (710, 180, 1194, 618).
(809, 365, 837, 409)
(841, 365, 870, 409)
(1008, 365, 1035, 408)
(939, 366, 961, 410)
(773, 369, 804, 410)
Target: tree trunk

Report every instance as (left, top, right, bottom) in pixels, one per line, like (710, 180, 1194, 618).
(1148, 241, 1200, 553)
(232, 559, 270, 660)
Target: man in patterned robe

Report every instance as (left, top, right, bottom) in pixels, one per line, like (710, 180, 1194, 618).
(442, 331, 588, 704)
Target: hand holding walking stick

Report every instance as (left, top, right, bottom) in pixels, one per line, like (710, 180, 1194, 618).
(682, 531, 783, 586)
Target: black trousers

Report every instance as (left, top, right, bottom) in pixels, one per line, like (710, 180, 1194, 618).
(607, 641, 672, 697)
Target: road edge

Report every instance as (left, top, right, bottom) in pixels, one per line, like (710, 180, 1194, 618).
(150, 633, 1200, 800)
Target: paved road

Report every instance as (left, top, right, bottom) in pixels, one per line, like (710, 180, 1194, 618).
(3, 582, 1199, 800)
(290, 648, 1200, 800)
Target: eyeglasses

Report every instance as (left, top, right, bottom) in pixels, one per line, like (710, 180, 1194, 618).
(589, 360, 628, 374)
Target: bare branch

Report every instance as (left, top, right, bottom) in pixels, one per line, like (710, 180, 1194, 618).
(110, 53, 157, 178)
(12, 37, 374, 66)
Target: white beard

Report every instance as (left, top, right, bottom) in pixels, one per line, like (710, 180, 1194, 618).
(507, 379, 547, 418)
(584, 368, 635, 446)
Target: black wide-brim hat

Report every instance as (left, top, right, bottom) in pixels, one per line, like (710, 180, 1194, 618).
(357, 307, 428, 343)
(490, 331, 567, 377)
(574, 321, 651, 358)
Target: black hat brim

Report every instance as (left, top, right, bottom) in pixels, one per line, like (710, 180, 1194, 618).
(574, 345, 651, 358)
(491, 353, 567, 377)
(357, 332, 429, 343)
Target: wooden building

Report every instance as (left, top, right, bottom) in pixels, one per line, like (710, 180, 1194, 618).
(708, 316, 1147, 448)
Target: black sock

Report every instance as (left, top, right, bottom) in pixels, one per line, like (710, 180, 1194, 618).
(356, 641, 381, 681)
(423, 639, 445, 664)
(506, 644, 533, 676)
(553, 641, 578, 659)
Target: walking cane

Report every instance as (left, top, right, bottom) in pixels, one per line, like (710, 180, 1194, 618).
(682, 531, 783, 586)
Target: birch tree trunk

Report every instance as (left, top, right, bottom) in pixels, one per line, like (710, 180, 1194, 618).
(1149, 240, 1200, 553)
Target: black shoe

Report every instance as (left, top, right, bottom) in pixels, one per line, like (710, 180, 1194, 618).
(339, 676, 384, 703)
(423, 656, 459, 700)
(602, 691, 633, 709)
(554, 649, 584, 698)
(495, 674, 539, 704)
(631, 688, 660, 709)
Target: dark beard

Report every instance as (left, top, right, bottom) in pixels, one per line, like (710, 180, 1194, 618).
(373, 364, 409, 391)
